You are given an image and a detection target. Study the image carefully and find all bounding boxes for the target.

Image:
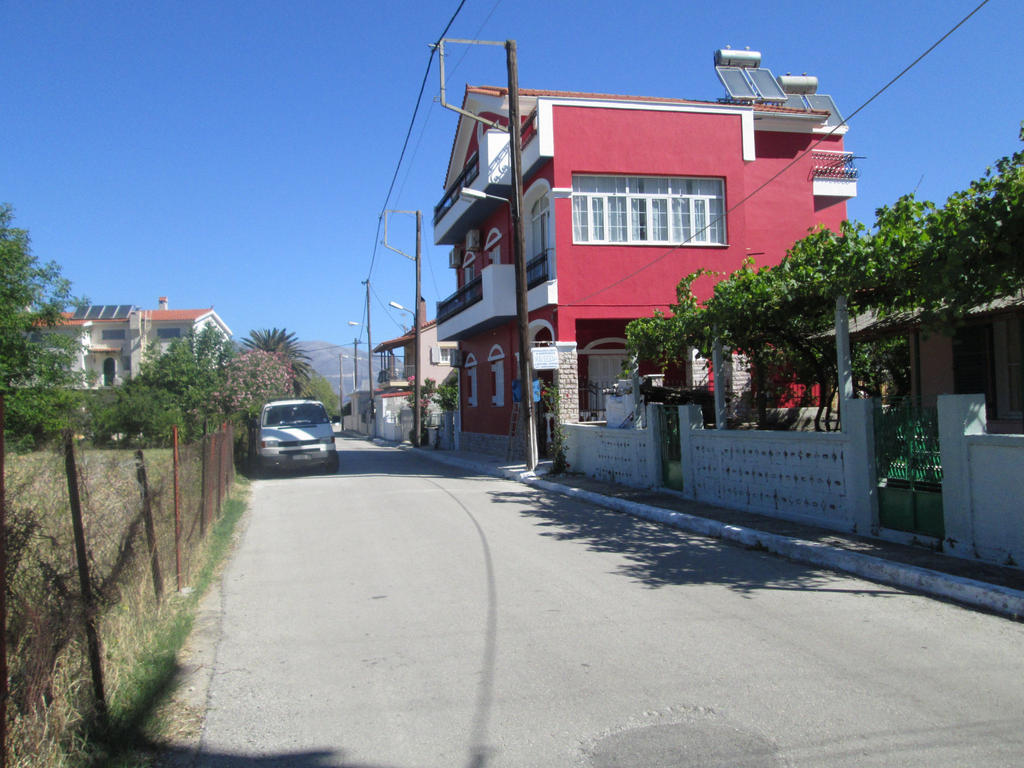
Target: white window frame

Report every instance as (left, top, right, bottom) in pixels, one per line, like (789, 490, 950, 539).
(571, 174, 726, 246)
(488, 345, 505, 407)
(464, 353, 478, 407)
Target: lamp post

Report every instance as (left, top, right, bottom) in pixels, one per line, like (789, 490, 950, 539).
(382, 210, 423, 447)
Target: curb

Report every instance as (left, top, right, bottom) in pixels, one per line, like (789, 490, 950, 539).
(405, 445, 1024, 621)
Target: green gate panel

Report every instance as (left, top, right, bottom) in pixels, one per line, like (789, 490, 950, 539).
(878, 485, 916, 532)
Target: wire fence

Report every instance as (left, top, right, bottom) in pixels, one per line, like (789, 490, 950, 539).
(1, 396, 236, 768)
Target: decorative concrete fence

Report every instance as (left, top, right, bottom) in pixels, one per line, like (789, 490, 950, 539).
(563, 395, 1024, 568)
(939, 394, 1024, 567)
(563, 420, 658, 488)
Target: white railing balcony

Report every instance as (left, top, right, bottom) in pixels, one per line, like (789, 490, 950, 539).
(811, 150, 858, 198)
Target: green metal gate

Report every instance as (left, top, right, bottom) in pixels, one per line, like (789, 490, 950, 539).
(658, 405, 683, 491)
(874, 399, 944, 538)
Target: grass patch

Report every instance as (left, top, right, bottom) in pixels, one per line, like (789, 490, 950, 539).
(98, 480, 250, 767)
(4, 442, 248, 768)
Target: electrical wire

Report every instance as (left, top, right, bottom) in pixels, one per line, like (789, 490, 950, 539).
(366, 0, 468, 282)
(570, 0, 991, 307)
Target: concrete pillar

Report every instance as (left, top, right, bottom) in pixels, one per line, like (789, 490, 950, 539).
(938, 394, 987, 558)
(555, 341, 579, 424)
(643, 403, 660, 488)
(840, 398, 877, 534)
(835, 295, 853, 401)
(677, 403, 704, 500)
(712, 332, 726, 430)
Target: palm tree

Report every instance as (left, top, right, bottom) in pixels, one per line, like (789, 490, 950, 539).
(242, 327, 312, 396)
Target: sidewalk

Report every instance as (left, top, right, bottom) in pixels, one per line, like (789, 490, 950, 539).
(395, 442, 1024, 621)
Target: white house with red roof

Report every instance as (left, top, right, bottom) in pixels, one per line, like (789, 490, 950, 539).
(60, 296, 232, 387)
(432, 48, 858, 456)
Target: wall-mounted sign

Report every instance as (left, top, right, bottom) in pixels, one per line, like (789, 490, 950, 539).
(531, 346, 559, 370)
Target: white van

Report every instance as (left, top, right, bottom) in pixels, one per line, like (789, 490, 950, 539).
(257, 399, 338, 474)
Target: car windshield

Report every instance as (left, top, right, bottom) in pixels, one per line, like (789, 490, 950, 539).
(263, 403, 328, 427)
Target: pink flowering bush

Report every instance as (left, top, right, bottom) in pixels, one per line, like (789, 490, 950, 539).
(220, 349, 293, 419)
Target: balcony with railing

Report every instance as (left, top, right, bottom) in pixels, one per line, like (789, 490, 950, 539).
(811, 150, 858, 198)
(434, 111, 552, 247)
(376, 357, 413, 388)
(436, 264, 517, 341)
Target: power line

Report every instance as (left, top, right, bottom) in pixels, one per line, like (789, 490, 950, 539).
(571, 0, 991, 307)
(366, 0, 468, 282)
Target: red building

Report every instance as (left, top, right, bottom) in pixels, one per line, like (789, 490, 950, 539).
(433, 49, 857, 455)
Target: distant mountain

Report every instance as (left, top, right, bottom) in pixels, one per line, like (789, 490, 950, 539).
(300, 340, 369, 398)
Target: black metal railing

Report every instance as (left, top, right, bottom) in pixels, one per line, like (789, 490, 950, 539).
(526, 251, 550, 288)
(433, 152, 480, 225)
(437, 275, 483, 323)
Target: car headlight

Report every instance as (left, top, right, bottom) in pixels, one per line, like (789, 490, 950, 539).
(321, 436, 335, 445)
(261, 438, 279, 447)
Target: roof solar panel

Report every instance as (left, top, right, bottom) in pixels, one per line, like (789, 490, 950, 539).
(806, 93, 844, 127)
(716, 66, 757, 100)
(782, 94, 807, 110)
(748, 68, 788, 102)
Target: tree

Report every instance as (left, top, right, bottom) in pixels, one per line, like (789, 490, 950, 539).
(135, 325, 235, 441)
(625, 129, 1024, 430)
(220, 349, 294, 421)
(241, 328, 312, 396)
(302, 373, 340, 418)
(0, 204, 83, 447)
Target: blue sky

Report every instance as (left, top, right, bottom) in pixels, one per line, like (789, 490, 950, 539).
(3, 0, 1021, 351)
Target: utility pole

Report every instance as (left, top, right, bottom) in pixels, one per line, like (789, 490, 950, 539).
(414, 211, 423, 448)
(506, 39, 538, 470)
(382, 210, 423, 447)
(364, 280, 375, 436)
(338, 352, 344, 420)
(352, 338, 359, 394)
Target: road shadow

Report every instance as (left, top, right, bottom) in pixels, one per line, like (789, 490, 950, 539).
(486, 485, 903, 599)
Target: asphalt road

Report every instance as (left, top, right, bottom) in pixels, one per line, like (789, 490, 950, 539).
(193, 437, 1024, 767)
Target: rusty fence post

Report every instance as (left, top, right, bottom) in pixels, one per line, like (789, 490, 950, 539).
(172, 427, 183, 592)
(62, 431, 108, 723)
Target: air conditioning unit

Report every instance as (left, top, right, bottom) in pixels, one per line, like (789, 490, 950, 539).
(448, 248, 462, 269)
(465, 229, 481, 252)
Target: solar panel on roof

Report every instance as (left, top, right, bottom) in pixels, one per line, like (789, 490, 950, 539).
(782, 94, 807, 110)
(748, 68, 788, 102)
(716, 66, 757, 100)
(805, 93, 844, 127)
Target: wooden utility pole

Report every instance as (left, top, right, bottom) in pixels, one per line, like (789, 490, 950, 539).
(506, 39, 538, 470)
(414, 210, 423, 448)
(365, 279, 376, 435)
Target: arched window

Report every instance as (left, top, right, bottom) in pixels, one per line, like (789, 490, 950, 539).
(530, 195, 550, 260)
(464, 353, 478, 407)
(488, 345, 505, 407)
(484, 228, 502, 266)
(103, 357, 116, 387)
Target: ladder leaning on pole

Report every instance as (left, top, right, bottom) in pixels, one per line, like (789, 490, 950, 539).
(505, 402, 521, 461)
